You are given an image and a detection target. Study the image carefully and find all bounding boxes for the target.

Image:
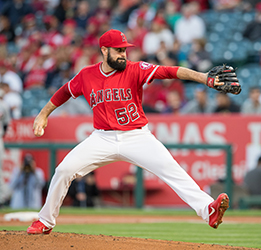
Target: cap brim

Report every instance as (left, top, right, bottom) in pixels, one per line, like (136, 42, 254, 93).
(111, 43, 135, 48)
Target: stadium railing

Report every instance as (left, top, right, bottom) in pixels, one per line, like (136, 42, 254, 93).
(5, 142, 233, 209)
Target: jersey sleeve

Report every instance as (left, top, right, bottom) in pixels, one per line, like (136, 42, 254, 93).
(50, 83, 71, 107)
(67, 70, 84, 98)
(136, 62, 180, 86)
(136, 61, 160, 86)
(153, 65, 180, 79)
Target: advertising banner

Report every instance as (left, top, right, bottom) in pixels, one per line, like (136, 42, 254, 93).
(3, 114, 261, 206)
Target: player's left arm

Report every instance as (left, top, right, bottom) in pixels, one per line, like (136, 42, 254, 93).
(154, 66, 223, 87)
(177, 66, 241, 95)
(176, 67, 224, 87)
(154, 65, 241, 94)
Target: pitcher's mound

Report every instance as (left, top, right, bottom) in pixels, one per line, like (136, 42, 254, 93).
(0, 231, 256, 250)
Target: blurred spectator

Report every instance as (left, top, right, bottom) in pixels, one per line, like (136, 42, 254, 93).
(142, 103, 159, 113)
(92, 0, 112, 25)
(0, 15, 15, 43)
(127, 47, 144, 62)
(164, 0, 182, 32)
(9, 153, 45, 209)
(97, 16, 111, 37)
(163, 90, 185, 114)
(0, 88, 10, 207)
(241, 86, 261, 114)
(30, 0, 47, 13)
(53, 0, 74, 24)
(82, 17, 100, 48)
(67, 36, 84, 65)
(0, 82, 22, 119)
(143, 78, 184, 113)
(23, 62, 47, 90)
(20, 14, 38, 40)
(181, 86, 215, 114)
(42, 15, 64, 47)
(142, 17, 174, 57)
(119, 171, 137, 206)
(38, 44, 56, 71)
(68, 172, 100, 207)
(175, 3, 205, 45)
(127, 2, 156, 30)
(44, 0, 60, 11)
(53, 46, 72, 71)
(153, 36, 180, 66)
(189, 1, 204, 15)
(243, 3, 261, 41)
(0, 60, 23, 93)
(211, 0, 242, 11)
(244, 155, 261, 195)
(62, 19, 78, 46)
(74, 0, 92, 32)
(16, 24, 42, 55)
(74, 43, 101, 73)
(0, 61, 22, 119)
(125, 10, 149, 51)
(188, 38, 212, 72)
(20, 41, 53, 91)
(16, 41, 39, 79)
(0, 0, 34, 30)
(214, 92, 240, 114)
(45, 47, 73, 90)
(185, 0, 210, 12)
(47, 61, 73, 95)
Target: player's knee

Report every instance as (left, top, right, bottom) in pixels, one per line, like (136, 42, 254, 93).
(55, 165, 73, 178)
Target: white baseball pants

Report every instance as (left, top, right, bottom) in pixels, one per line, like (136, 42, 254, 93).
(39, 125, 214, 228)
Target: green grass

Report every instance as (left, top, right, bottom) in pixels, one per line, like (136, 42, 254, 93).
(2, 207, 261, 216)
(1, 208, 261, 249)
(55, 222, 261, 248)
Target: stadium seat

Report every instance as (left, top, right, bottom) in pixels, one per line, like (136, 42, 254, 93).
(22, 88, 50, 117)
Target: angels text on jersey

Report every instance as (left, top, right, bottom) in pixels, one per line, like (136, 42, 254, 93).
(90, 88, 132, 109)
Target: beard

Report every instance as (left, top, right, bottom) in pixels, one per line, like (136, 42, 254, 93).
(107, 49, 127, 71)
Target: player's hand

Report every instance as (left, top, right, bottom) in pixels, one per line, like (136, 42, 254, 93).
(33, 114, 47, 137)
(213, 76, 224, 87)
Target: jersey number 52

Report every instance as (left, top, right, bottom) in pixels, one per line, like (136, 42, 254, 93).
(115, 103, 140, 125)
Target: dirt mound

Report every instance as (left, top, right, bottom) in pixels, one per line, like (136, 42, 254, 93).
(0, 231, 257, 250)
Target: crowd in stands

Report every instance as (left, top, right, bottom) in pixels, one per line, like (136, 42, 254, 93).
(0, 0, 261, 119)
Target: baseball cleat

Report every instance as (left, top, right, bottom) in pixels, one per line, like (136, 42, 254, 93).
(27, 220, 52, 234)
(208, 193, 229, 229)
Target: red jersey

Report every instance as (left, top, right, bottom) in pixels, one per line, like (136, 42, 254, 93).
(68, 61, 160, 130)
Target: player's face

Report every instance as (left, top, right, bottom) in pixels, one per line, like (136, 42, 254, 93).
(107, 47, 127, 71)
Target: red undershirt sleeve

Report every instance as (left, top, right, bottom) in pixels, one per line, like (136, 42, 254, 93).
(153, 66, 180, 79)
(50, 83, 72, 107)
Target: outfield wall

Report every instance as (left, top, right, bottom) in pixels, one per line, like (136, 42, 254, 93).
(3, 114, 261, 207)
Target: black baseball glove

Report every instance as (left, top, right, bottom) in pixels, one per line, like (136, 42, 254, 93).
(206, 65, 241, 95)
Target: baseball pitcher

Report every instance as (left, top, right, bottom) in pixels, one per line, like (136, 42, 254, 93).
(27, 29, 241, 234)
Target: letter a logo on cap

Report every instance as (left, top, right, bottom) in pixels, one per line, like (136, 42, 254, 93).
(121, 33, 126, 42)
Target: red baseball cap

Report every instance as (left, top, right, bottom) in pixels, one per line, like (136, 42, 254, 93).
(63, 19, 77, 27)
(99, 29, 134, 48)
